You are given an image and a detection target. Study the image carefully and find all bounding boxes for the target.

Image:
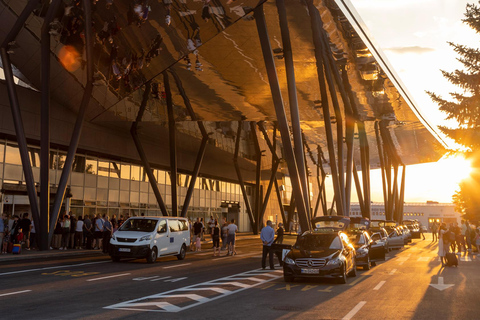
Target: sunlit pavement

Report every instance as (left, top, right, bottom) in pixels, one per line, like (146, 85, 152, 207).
(0, 234, 478, 319)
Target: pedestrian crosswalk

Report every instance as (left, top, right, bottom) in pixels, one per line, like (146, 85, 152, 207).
(104, 268, 282, 313)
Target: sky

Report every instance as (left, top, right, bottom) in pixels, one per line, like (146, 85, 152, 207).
(340, 0, 477, 203)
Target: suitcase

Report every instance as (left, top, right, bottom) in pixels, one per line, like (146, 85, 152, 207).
(445, 252, 458, 267)
(12, 243, 22, 254)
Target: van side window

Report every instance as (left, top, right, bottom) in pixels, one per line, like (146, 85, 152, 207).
(158, 220, 167, 233)
(180, 220, 189, 231)
(169, 220, 181, 232)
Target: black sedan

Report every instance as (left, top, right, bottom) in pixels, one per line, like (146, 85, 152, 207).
(283, 231, 357, 284)
(346, 230, 385, 270)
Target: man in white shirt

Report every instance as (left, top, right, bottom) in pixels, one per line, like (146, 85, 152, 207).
(260, 220, 275, 269)
(226, 219, 238, 256)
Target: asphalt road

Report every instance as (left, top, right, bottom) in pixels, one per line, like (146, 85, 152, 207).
(0, 235, 478, 319)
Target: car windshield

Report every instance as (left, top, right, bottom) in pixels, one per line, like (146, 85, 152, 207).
(118, 219, 158, 232)
(295, 234, 342, 250)
(348, 233, 366, 245)
(313, 221, 345, 230)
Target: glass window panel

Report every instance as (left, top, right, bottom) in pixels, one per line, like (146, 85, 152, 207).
(85, 158, 97, 174)
(110, 162, 121, 179)
(140, 167, 148, 182)
(109, 189, 119, 202)
(98, 176, 108, 189)
(98, 161, 109, 177)
(4, 164, 22, 181)
(0, 140, 4, 162)
(72, 155, 85, 173)
(84, 187, 96, 200)
(131, 165, 140, 181)
(130, 191, 139, 204)
(97, 188, 108, 201)
(109, 177, 119, 190)
(71, 172, 84, 186)
(32, 167, 40, 182)
(70, 186, 83, 199)
(169, 219, 181, 232)
(130, 181, 139, 191)
(57, 153, 67, 170)
(166, 172, 172, 185)
(158, 170, 167, 184)
(0, 164, 3, 179)
(140, 182, 149, 193)
(120, 179, 130, 191)
(85, 174, 96, 188)
(5, 144, 21, 165)
(140, 192, 148, 204)
(120, 164, 130, 180)
(120, 190, 129, 203)
(28, 148, 40, 168)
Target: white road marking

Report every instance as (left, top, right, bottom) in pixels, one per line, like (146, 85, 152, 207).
(196, 252, 213, 256)
(0, 261, 109, 276)
(87, 273, 131, 282)
(164, 277, 187, 283)
(343, 301, 367, 320)
(150, 277, 172, 282)
(460, 256, 472, 262)
(417, 257, 431, 262)
(389, 269, 397, 275)
(373, 281, 386, 290)
(0, 290, 32, 297)
(163, 263, 191, 269)
(104, 268, 282, 312)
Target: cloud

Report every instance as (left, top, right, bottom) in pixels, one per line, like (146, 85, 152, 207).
(384, 46, 436, 54)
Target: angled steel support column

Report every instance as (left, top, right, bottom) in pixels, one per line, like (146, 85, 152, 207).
(131, 83, 168, 216)
(306, 0, 344, 216)
(0, 50, 41, 247)
(287, 193, 295, 232)
(233, 122, 256, 233)
(276, 0, 310, 216)
(353, 163, 365, 215)
(358, 121, 371, 219)
(392, 163, 399, 221)
(255, 5, 310, 232)
(251, 122, 262, 231)
(0, 0, 40, 48)
(168, 70, 209, 218)
(39, 0, 62, 250)
(257, 123, 280, 225)
(1, 0, 42, 248)
(49, 0, 94, 244)
(374, 122, 388, 217)
(398, 165, 406, 224)
(314, 145, 328, 217)
(163, 71, 178, 216)
(274, 179, 287, 225)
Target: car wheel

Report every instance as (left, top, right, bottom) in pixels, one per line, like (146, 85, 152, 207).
(348, 260, 357, 277)
(338, 266, 347, 284)
(284, 274, 294, 282)
(177, 244, 186, 260)
(147, 247, 158, 263)
(111, 256, 120, 262)
(371, 261, 376, 267)
(363, 257, 371, 270)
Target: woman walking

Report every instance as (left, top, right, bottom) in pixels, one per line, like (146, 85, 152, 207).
(212, 220, 220, 256)
(438, 223, 447, 267)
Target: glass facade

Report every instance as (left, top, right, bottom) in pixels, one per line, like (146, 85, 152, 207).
(0, 139, 251, 231)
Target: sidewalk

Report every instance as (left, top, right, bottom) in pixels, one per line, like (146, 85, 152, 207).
(0, 232, 261, 262)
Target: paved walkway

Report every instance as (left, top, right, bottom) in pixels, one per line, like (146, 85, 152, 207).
(0, 232, 262, 262)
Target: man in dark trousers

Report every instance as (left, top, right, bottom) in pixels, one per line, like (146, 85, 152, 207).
(260, 220, 275, 270)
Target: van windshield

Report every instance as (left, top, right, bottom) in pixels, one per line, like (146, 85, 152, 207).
(118, 219, 158, 232)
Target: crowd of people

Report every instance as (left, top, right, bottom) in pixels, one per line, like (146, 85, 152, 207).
(435, 220, 480, 266)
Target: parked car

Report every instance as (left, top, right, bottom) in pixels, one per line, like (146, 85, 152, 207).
(369, 227, 390, 253)
(110, 216, 190, 263)
(404, 219, 421, 239)
(386, 227, 405, 250)
(397, 225, 412, 244)
(346, 229, 385, 270)
(283, 230, 357, 284)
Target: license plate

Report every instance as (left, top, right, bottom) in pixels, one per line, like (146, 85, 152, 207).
(301, 268, 319, 274)
(119, 248, 131, 252)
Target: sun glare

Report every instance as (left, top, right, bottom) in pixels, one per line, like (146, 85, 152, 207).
(437, 155, 473, 185)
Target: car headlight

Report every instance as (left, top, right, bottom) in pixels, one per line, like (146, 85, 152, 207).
(284, 257, 295, 265)
(139, 235, 152, 242)
(111, 234, 116, 241)
(326, 259, 341, 266)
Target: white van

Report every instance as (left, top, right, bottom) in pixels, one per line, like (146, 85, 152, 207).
(110, 216, 190, 263)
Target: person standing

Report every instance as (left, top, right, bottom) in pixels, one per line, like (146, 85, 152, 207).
(75, 216, 84, 249)
(69, 214, 76, 249)
(19, 213, 31, 250)
(221, 220, 228, 251)
(438, 223, 447, 267)
(208, 216, 215, 247)
(193, 218, 203, 252)
(94, 214, 105, 250)
(260, 220, 275, 269)
(29, 220, 36, 250)
(83, 215, 93, 250)
(275, 223, 284, 244)
(0, 213, 6, 252)
(102, 215, 112, 254)
(61, 214, 71, 250)
(431, 222, 438, 242)
(212, 220, 220, 256)
(226, 219, 238, 256)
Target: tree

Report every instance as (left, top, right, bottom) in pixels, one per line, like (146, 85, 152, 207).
(427, 2, 480, 223)
(427, 2, 480, 151)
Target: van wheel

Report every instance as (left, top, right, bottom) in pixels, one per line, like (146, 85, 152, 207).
(147, 247, 158, 263)
(111, 256, 120, 262)
(177, 244, 186, 260)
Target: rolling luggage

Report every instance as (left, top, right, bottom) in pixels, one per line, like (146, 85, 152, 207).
(12, 243, 22, 254)
(445, 252, 458, 267)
